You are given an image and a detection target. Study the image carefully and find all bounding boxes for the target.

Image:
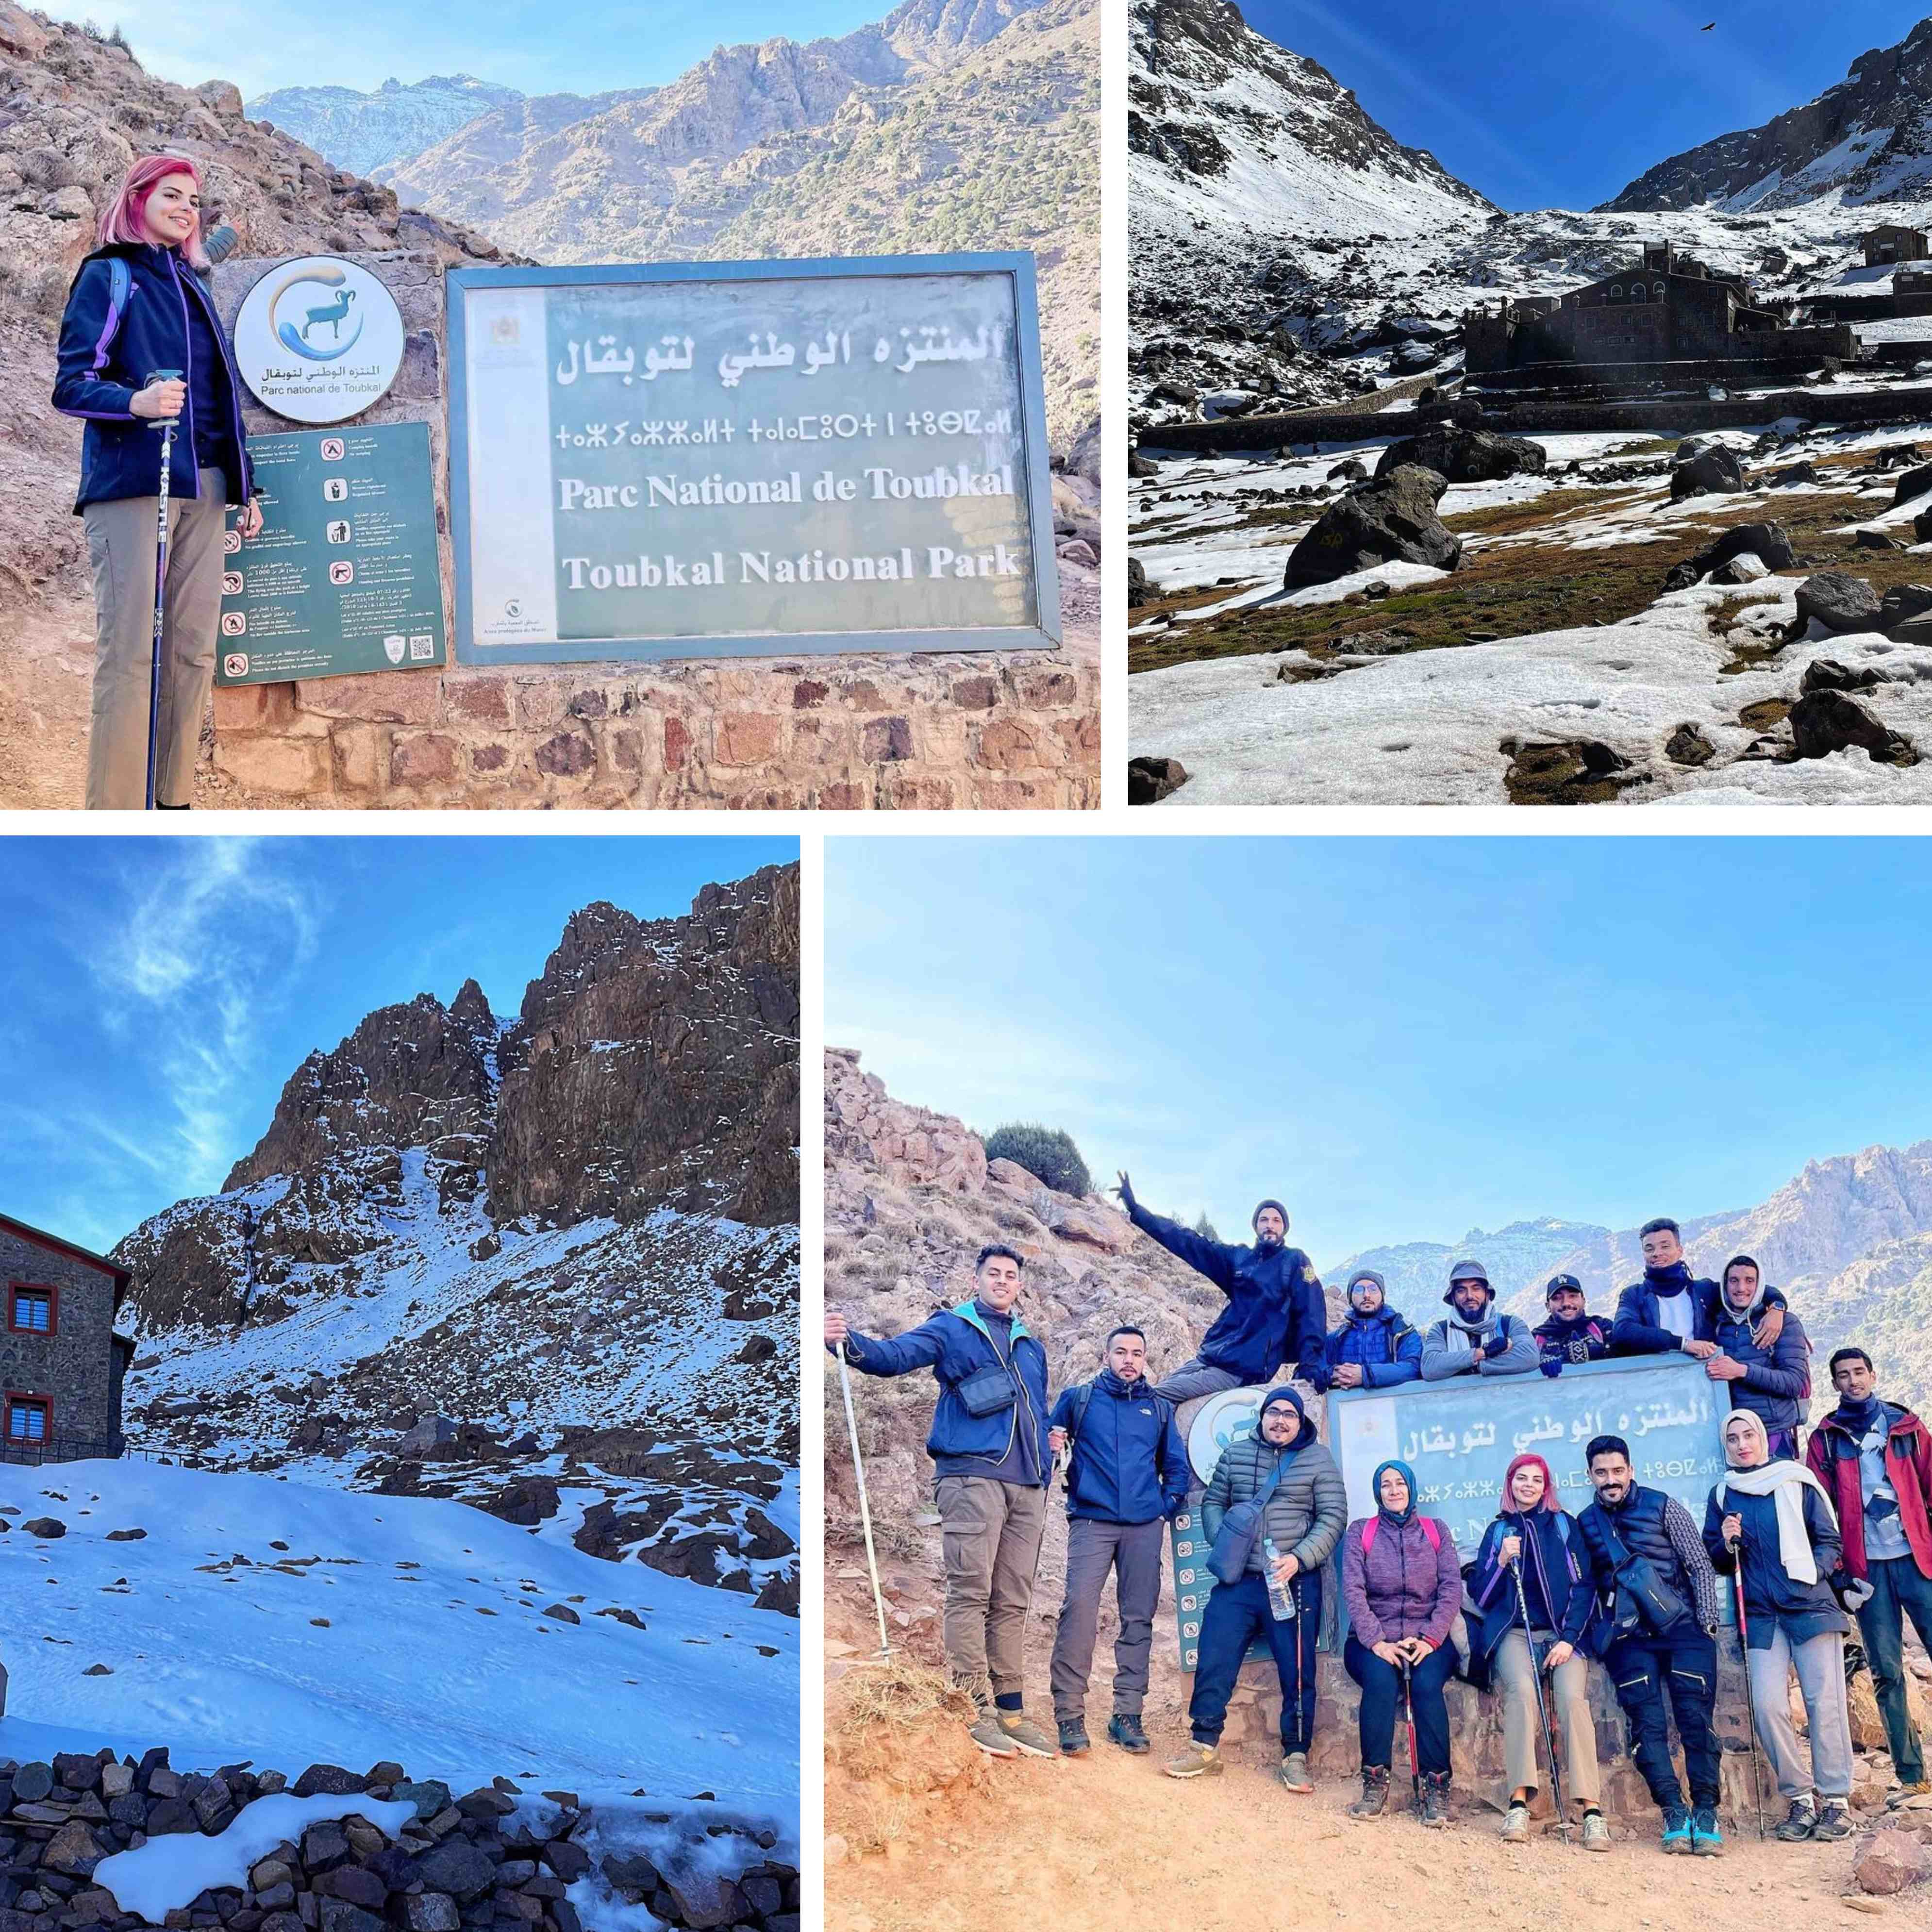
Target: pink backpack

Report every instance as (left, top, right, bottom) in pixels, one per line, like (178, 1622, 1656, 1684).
(1360, 1516, 1441, 1558)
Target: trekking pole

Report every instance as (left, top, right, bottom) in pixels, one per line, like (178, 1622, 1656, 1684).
(1726, 1534, 1767, 1839)
(1510, 1554, 1571, 1843)
(142, 369, 183, 811)
(835, 1340, 891, 1658)
(1400, 1657, 1420, 1804)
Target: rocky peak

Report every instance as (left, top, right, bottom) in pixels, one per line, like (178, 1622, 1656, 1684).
(449, 976, 495, 1033)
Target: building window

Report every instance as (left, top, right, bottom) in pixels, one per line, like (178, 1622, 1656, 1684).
(8, 1285, 55, 1335)
(1632, 285, 1646, 302)
(1610, 284, 1624, 301)
(5, 1397, 50, 1444)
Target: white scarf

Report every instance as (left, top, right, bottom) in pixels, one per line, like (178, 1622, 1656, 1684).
(1719, 1417, 1837, 1585)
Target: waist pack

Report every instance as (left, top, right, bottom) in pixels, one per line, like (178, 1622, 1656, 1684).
(1207, 1452, 1291, 1586)
(1597, 1514, 1690, 1639)
(956, 1364, 1017, 1418)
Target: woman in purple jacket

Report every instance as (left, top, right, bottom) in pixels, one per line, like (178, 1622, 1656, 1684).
(1342, 1458, 1463, 1825)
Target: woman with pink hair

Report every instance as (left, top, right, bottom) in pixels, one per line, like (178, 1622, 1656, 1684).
(52, 154, 261, 807)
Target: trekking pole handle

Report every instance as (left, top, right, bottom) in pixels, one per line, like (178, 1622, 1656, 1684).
(141, 368, 184, 427)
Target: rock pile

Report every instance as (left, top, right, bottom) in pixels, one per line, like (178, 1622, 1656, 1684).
(0, 1748, 799, 1932)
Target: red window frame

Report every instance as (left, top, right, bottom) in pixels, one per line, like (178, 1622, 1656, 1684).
(6, 1282, 57, 1337)
(3, 1393, 52, 1445)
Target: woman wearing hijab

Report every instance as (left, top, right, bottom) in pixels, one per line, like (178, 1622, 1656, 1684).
(1341, 1459, 1462, 1824)
(1704, 1407, 1856, 1843)
(1164, 1386, 1346, 1793)
(52, 154, 261, 808)
(1469, 1453, 1610, 1849)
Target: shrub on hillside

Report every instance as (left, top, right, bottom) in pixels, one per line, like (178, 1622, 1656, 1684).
(983, 1122, 1091, 1199)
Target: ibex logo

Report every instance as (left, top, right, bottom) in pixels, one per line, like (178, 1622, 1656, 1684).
(268, 264, 364, 362)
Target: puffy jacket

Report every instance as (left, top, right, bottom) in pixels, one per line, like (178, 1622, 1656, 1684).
(1468, 1509, 1596, 1663)
(1303, 1305, 1421, 1392)
(1576, 1482, 1721, 1634)
(837, 1300, 1049, 1481)
(53, 242, 253, 512)
(1341, 1513, 1462, 1649)
(1710, 1301, 1811, 1433)
(1200, 1427, 1346, 1578)
(1704, 1479, 1849, 1648)
(1050, 1371, 1189, 1525)
(1807, 1400, 1932, 1581)
(1127, 1202, 1324, 1384)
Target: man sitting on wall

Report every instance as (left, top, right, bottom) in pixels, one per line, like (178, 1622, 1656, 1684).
(1610, 1216, 1787, 1360)
(1301, 1268, 1421, 1392)
(1114, 1171, 1326, 1406)
(1419, 1261, 1540, 1380)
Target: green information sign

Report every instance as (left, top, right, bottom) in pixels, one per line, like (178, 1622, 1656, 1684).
(215, 422, 447, 685)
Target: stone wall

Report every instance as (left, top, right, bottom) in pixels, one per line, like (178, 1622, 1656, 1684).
(202, 253, 1098, 810)
(0, 1227, 121, 1449)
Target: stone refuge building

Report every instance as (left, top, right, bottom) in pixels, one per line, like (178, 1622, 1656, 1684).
(1466, 242, 1855, 384)
(1865, 223, 1930, 266)
(0, 1215, 133, 1459)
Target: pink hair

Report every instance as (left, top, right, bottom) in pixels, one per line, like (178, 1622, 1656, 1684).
(1502, 1451, 1560, 1514)
(99, 154, 209, 270)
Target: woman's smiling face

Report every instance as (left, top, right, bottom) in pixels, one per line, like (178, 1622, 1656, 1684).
(141, 173, 200, 249)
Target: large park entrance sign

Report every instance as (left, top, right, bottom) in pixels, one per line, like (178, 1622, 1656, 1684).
(446, 254, 1062, 664)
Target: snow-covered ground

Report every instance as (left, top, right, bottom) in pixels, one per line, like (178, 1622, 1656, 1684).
(0, 1459, 797, 1812)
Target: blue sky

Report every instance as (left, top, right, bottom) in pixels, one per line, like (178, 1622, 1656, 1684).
(0, 834, 793, 1258)
(58, 0, 894, 104)
(826, 836, 1932, 1270)
(1249, 1, 1932, 211)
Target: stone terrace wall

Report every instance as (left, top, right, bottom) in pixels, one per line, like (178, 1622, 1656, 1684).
(204, 252, 1097, 810)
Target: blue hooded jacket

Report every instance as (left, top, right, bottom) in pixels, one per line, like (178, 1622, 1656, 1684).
(1304, 1304, 1422, 1391)
(834, 1299, 1050, 1482)
(1049, 1370, 1190, 1525)
(1126, 1203, 1324, 1384)
(53, 243, 253, 512)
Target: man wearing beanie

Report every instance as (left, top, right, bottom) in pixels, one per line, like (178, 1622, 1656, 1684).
(1115, 1172, 1326, 1405)
(1303, 1269, 1422, 1392)
(1420, 1261, 1540, 1380)
(1611, 1218, 1789, 1360)
(1164, 1385, 1346, 1793)
(1533, 1274, 1611, 1368)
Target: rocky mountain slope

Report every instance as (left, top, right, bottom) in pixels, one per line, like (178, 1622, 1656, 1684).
(109, 864, 799, 1613)
(246, 75, 524, 177)
(380, 0, 1099, 443)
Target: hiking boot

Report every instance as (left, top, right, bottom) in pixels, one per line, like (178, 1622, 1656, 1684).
(1581, 1810, 1612, 1852)
(1812, 1801, 1853, 1842)
(1107, 1713, 1149, 1755)
(1660, 1805, 1693, 1853)
(1348, 1765, 1390, 1819)
(1057, 1718, 1090, 1758)
(1890, 1779, 1932, 1806)
(1691, 1807, 1724, 1856)
(1278, 1751, 1313, 1794)
(1773, 1797, 1816, 1842)
(995, 1711, 1058, 1758)
(1419, 1769, 1450, 1828)
(968, 1712, 1018, 1758)
(1163, 1741, 1222, 1779)
(1499, 1802, 1530, 1844)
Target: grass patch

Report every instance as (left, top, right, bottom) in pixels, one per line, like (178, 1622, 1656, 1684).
(1443, 486, 1644, 541)
(1739, 698, 1791, 730)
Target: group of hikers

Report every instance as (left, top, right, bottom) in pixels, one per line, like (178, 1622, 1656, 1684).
(824, 1180, 1932, 1856)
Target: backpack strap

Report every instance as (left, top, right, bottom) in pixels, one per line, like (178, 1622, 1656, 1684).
(1363, 1515, 1439, 1556)
(107, 254, 130, 318)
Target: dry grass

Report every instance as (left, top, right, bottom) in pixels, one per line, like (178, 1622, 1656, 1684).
(826, 1652, 995, 1856)
(1441, 486, 1643, 539)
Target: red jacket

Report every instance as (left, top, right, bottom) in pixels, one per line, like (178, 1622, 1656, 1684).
(1806, 1401, 1932, 1581)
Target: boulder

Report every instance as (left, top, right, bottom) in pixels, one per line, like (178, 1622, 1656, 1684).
(293, 1764, 367, 1799)
(1127, 558, 1154, 607)
(1711, 554, 1770, 584)
(540, 1603, 581, 1624)
(1283, 466, 1462, 588)
(1326, 459, 1368, 483)
(1882, 583, 1932, 632)
(1801, 658, 1890, 695)
(413, 1842, 496, 1902)
(1916, 507, 1932, 544)
(395, 1414, 456, 1460)
(1796, 572, 1883, 633)
(1894, 462, 1932, 505)
(1766, 462, 1820, 486)
(1670, 443, 1746, 500)
(1856, 1827, 1932, 1895)
(1665, 723, 1718, 767)
(1788, 690, 1918, 766)
(1701, 522, 1795, 573)
(1128, 756, 1188, 806)
(22, 1518, 64, 1539)
(1372, 427, 1546, 484)
(1856, 528, 1907, 551)
(1128, 450, 1158, 479)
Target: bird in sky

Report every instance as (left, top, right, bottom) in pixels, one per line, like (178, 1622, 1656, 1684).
(1701, 20, 1715, 29)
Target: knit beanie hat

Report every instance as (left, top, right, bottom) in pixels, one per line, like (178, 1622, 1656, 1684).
(1251, 1199, 1290, 1233)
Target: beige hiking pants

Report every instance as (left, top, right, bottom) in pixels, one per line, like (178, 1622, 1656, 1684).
(1496, 1628, 1601, 1806)
(936, 1474, 1048, 1703)
(83, 470, 228, 808)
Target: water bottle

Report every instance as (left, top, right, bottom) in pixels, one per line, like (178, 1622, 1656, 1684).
(1262, 1537, 1297, 1621)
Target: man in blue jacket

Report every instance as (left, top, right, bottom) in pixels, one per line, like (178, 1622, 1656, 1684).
(826, 1244, 1056, 1758)
(1045, 1325, 1190, 1758)
(1300, 1269, 1422, 1392)
(1115, 1171, 1326, 1404)
(1611, 1217, 1788, 1361)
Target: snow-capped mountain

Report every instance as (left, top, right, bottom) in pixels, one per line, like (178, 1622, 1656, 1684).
(1326, 1218, 1608, 1313)
(1603, 18, 1932, 214)
(244, 75, 525, 179)
(108, 864, 800, 1613)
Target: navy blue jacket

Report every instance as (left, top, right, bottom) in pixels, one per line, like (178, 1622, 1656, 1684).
(1303, 1305, 1421, 1392)
(1127, 1203, 1324, 1384)
(1704, 1480, 1849, 1649)
(53, 243, 253, 512)
(1711, 1303, 1810, 1433)
(1049, 1371, 1189, 1525)
(835, 1300, 1050, 1482)
(1468, 1509, 1596, 1666)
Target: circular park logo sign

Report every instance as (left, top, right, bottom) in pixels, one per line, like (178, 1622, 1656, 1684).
(232, 257, 404, 424)
(1184, 1387, 1265, 1485)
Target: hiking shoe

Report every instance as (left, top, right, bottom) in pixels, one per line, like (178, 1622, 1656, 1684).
(1163, 1742, 1222, 1779)
(1499, 1803, 1530, 1844)
(1691, 1807, 1724, 1856)
(1890, 1779, 1932, 1805)
(1107, 1713, 1149, 1755)
(995, 1712, 1058, 1758)
(1348, 1765, 1390, 1819)
(1581, 1810, 1611, 1852)
(1812, 1801, 1853, 1842)
(1278, 1751, 1313, 1794)
(1774, 1797, 1816, 1842)
(1419, 1770, 1450, 1828)
(1057, 1718, 1090, 1757)
(1660, 1806, 1693, 1853)
(968, 1713, 1019, 1758)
